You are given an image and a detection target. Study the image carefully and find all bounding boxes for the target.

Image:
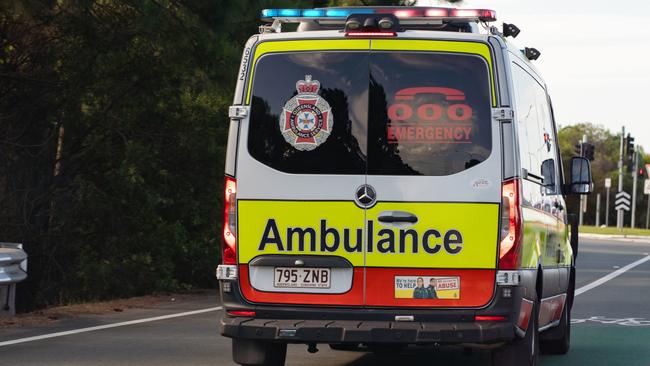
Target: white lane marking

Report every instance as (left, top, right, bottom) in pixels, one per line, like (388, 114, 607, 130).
(572, 316, 650, 326)
(575, 254, 650, 296)
(0, 306, 222, 347)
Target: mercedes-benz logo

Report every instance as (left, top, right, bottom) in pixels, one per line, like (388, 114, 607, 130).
(354, 184, 377, 208)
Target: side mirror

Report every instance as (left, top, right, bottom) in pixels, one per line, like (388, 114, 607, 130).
(541, 158, 556, 193)
(566, 157, 593, 195)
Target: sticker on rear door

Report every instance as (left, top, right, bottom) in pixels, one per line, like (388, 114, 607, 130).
(394, 276, 460, 299)
(279, 75, 333, 151)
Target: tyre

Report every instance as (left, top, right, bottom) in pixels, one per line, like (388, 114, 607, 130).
(232, 339, 287, 366)
(491, 298, 539, 366)
(540, 300, 571, 355)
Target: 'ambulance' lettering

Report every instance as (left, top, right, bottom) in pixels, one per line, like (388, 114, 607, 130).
(258, 219, 463, 255)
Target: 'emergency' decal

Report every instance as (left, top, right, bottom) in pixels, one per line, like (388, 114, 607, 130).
(279, 75, 333, 151)
(395, 276, 460, 299)
(386, 87, 474, 144)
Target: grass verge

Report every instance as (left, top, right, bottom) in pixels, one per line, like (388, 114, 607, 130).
(580, 225, 650, 236)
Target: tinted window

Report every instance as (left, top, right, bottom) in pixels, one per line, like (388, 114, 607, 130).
(367, 53, 492, 176)
(248, 52, 369, 175)
(512, 64, 558, 193)
(248, 51, 492, 176)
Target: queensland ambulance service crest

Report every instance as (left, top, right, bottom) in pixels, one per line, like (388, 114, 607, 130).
(279, 75, 333, 151)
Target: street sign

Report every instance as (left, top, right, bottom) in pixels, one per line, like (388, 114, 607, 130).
(605, 178, 612, 188)
(645, 179, 650, 195)
(615, 191, 631, 211)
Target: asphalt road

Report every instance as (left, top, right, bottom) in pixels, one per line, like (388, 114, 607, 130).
(1, 236, 649, 366)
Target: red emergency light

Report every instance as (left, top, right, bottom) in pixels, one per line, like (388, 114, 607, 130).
(261, 7, 497, 23)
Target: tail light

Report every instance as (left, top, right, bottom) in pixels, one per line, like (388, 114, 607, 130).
(223, 176, 237, 265)
(499, 179, 522, 269)
(227, 310, 256, 317)
(475, 315, 506, 322)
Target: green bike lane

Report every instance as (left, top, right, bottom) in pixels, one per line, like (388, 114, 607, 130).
(542, 236, 650, 366)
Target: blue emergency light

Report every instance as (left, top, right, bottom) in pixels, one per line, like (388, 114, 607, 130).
(260, 7, 497, 22)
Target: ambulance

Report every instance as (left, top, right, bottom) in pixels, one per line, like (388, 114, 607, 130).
(217, 6, 593, 366)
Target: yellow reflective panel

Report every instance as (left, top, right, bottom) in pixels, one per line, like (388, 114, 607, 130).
(238, 200, 499, 269)
(370, 39, 497, 106)
(520, 207, 558, 269)
(237, 200, 365, 266)
(365, 202, 499, 269)
(245, 39, 370, 104)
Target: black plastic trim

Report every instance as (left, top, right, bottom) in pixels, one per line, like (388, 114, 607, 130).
(249, 255, 352, 269)
(221, 316, 514, 345)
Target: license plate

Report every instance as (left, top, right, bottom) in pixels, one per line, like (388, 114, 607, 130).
(273, 267, 331, 289)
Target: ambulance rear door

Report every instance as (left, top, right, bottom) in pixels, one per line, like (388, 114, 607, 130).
(363, 39, 502, 308)
(235, 40, 370, 307)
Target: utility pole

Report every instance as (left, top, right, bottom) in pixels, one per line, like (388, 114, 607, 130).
(579, 134, 587, 226)
(631, 147, 639, 228)
(644, 177, 650, 229)
(617, 126, 625, 230)
(605, 178, 611, 226)
(646, 194, 650, 229)
(596, 193, 601, 227)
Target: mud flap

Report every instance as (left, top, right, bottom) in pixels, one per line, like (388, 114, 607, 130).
(232, 338, 287, 366)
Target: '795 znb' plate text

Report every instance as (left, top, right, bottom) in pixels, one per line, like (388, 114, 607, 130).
(274, 267, 331, 289)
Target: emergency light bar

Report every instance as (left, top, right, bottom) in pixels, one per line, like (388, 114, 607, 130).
(260, 7, 497, 23)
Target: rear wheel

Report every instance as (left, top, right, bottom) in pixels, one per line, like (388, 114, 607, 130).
(540, 300, 571, 355)
(491, 298, 539, 366)
(232, 339, 287, 366)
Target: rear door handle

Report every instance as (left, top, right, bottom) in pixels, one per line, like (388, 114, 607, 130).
(377, 211, 418, 224)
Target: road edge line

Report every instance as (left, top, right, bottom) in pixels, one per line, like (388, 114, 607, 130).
(0, 306, 223, 347)
(575, 255, 650, 296)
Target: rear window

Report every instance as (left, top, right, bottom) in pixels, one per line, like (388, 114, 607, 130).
(248, 50, 491, 176)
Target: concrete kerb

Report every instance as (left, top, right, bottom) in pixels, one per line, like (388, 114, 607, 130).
(580, 233, 650, 243)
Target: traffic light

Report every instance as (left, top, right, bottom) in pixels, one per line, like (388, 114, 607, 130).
(574, 143, 582, 156)
(583, 143, 595, 161)
(640, 168, 645, 178)
(625, 133, 635, 159)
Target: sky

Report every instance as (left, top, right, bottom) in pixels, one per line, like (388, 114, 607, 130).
(420, 0, 650, 150)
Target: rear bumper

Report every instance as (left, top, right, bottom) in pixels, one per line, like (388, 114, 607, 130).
(219, 269, 539, 345)
(220, 316, 514, 344)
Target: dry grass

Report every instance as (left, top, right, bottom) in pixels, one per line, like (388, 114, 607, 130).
(0, 291, 211, 328)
